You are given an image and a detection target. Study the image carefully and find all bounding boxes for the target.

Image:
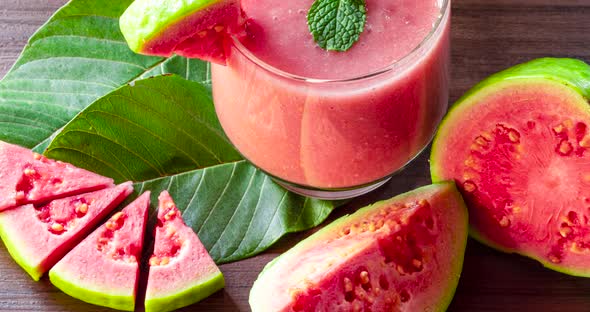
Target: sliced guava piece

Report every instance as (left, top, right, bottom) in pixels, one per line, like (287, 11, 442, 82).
(0, 141, 114, 211)
(144, 191, 224, 312)
(49, 192, 150, 311)
(431, 58, 590, 276)
(0, 182, 133, 281)
(120, 0, 243, 64)
(249, 182, 468, 312)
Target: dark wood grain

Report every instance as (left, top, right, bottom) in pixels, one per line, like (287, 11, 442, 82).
(2, 0, 590, 311)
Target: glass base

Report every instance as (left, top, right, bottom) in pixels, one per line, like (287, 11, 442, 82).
(274, 177, 392, 200)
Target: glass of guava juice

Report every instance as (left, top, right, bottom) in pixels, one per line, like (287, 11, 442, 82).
(211, 0, 450, 200)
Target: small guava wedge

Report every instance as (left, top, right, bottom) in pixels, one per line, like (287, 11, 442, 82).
(145, 191, 224, 312)
(0, 140, 114, 211)
(49, 192, 150, 311)
(120, 0, 243, 64)
(0, 182, 133, 281)
(250, 183, 468, 312)
(431, 58, 590, 276)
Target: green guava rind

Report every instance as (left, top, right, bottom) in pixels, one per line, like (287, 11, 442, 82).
(120, 0, 224, 53)
(444, 58, 590, 110)
(430, 57, 590, 277)
(249, 182, 469, 312)
(0, 213, 43, 279)
(48, 272, 135, 311)
(144, 271, 224, 312)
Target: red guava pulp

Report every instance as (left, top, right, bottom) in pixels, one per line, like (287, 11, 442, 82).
(431, 58, 590, 276)
(0, 140, 114, 211)
(249, 183, 468, 311)
(49, 192, 150, 311)
(144, 191, 224, 312)
(119, 0, 243, 64)
(0, 182, 133, 280)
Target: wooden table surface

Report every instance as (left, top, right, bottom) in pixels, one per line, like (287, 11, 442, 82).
(2, 0, 590, 311)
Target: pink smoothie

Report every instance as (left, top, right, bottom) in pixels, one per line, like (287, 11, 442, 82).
(212, 0, 450, 189)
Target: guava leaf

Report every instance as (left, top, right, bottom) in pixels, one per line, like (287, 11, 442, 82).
(45, 75, 238, 181)
(45, 75, 336, 263)
(0, 0, 209, 152)
(134, 163, 334, 263)
(307, 0, 367, 52)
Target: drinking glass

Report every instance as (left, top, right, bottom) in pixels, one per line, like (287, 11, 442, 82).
(211, 1, 450, 199)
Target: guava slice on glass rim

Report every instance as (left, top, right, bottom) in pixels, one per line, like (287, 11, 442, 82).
(0, 140, 114, 212)
(49, 192, 150, 311)
(0, 182, 133, 281)
(249, 182, 468, 312)
(144, 191, 224, 312)
(431, 57, 590, 276)
(119, 0, 244, 64)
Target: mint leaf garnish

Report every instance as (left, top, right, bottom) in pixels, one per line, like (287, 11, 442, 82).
(307, 0, 367, 52)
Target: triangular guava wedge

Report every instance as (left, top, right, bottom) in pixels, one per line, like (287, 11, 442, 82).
(49, 192, 150, 311)
(120, 0, 243, 64)
(0, 182, 133, 280)
(0, 140, 114, 211)
(144, 191, 224, 312)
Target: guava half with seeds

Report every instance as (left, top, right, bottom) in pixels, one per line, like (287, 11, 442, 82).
(249, 182, 468, 312)
(0, 140, 114, 212)
(431, 58, 590, 276)
(0, 182, 133, 281)
(49, 192, 150, 311)
(120, 0, 243, 64)
(144, 191, 224, 312)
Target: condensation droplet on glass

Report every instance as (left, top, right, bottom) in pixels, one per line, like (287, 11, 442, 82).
(272, 15, 278, 20)
(298, 9, 305, 14)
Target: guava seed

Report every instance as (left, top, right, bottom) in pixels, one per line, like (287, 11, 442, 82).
(23, 168, 36, 176)
(343, 277, 353, 292)
(51, 223, 64, 233)
(359, 271, 369, 284)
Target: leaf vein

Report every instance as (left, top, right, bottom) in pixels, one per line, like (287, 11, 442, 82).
(209, 168, 257, 253)
(197, 162, 238, 234)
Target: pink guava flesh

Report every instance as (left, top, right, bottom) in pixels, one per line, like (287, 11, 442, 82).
(249, 183, 468, 312)
(49, 192, 150, 311)
(0, 182, 133, 280)
(140, 0, 242, 64)
(145, 191, 224, 312)
(0, 141, 114, 211)
(431, 79, 590, 274)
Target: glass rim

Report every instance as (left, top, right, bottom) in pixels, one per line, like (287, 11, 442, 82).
(231, 0, 450, 84)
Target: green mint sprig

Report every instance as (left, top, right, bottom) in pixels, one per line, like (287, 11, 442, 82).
(307, 0, 367, 52)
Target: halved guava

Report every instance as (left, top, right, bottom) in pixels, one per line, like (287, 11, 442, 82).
(0, 182, 133, 281)
(120, 0, 243, 64)
(249, 182, 468, 312)
(49, 192, 150, 311)
(0, 141, 114, 211)
(144, 191, 224, 312)
(431, 58, 590, 276)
